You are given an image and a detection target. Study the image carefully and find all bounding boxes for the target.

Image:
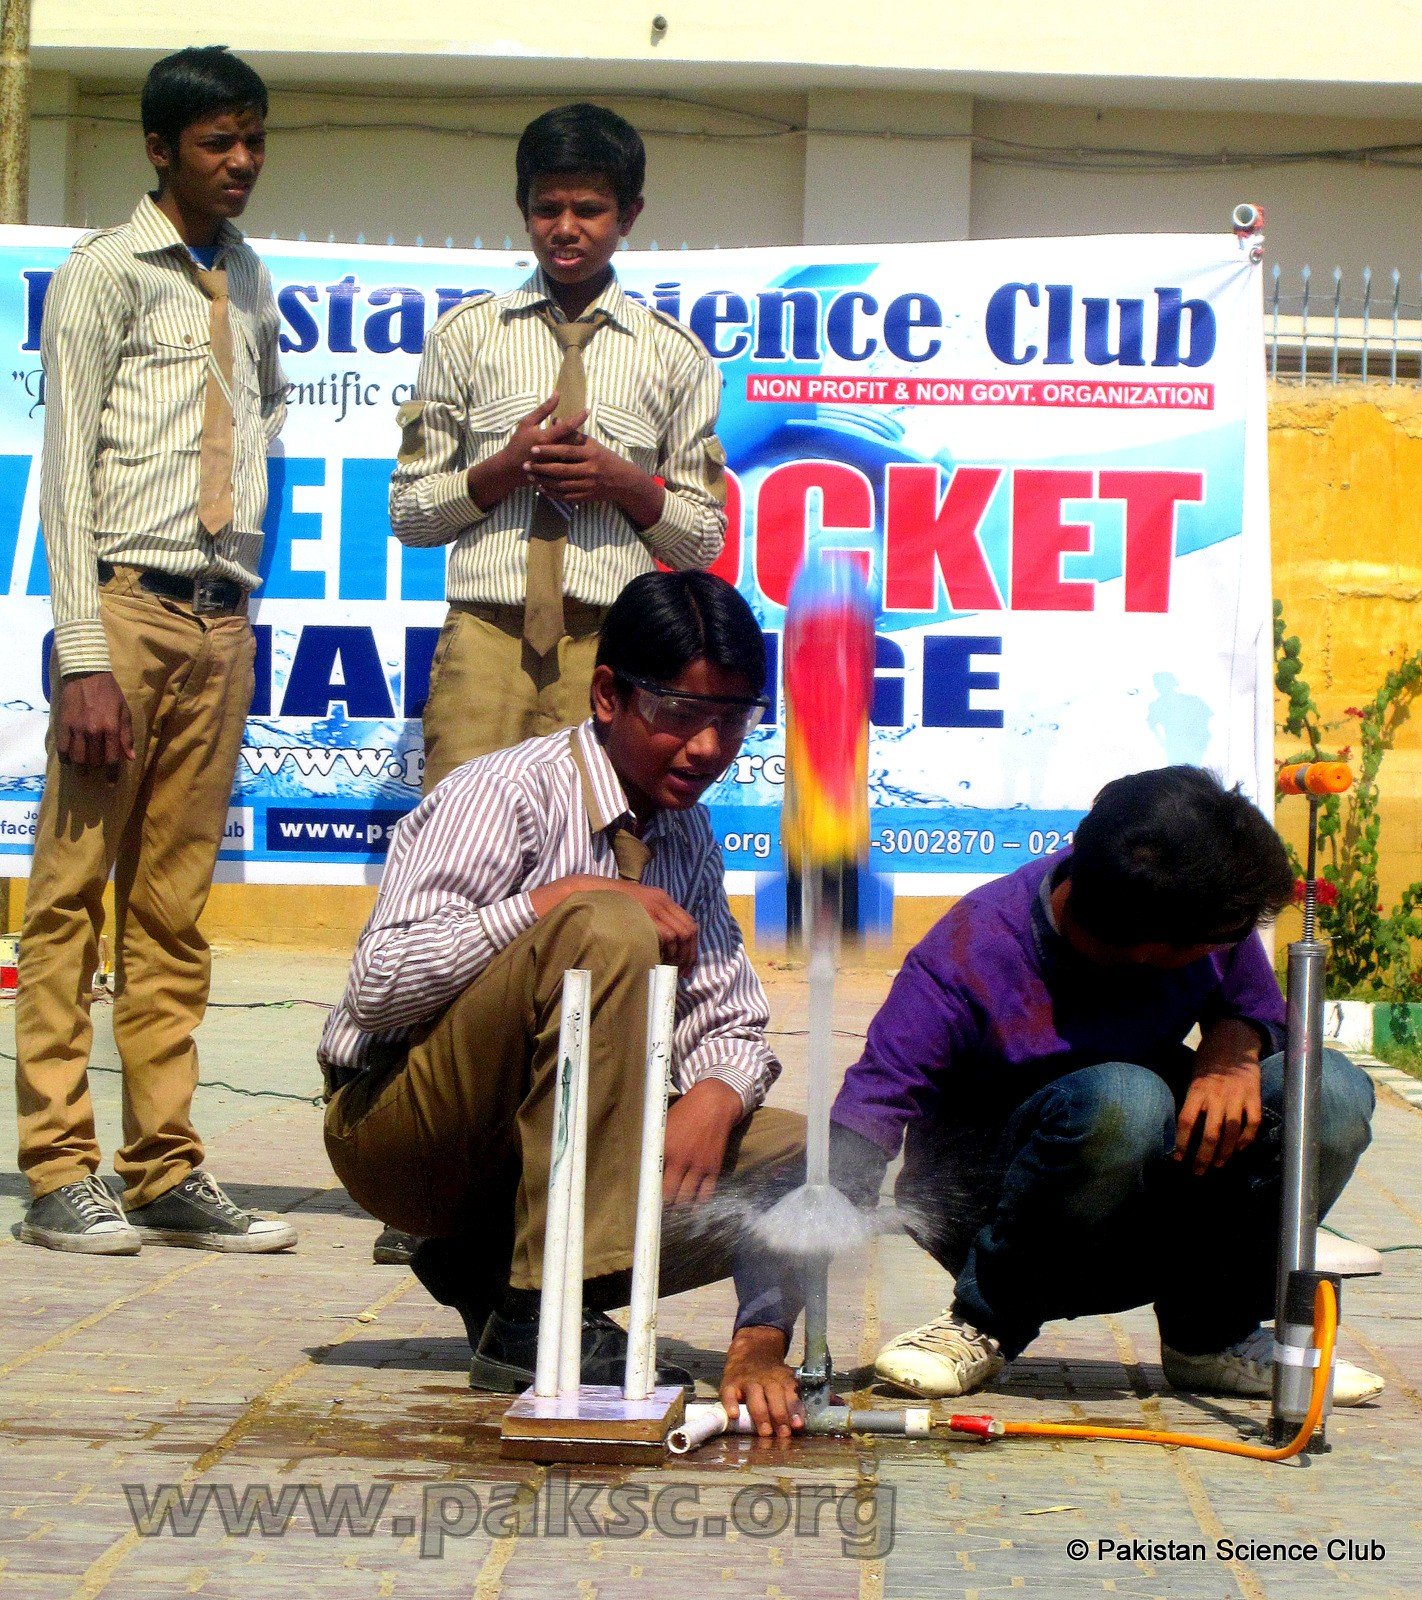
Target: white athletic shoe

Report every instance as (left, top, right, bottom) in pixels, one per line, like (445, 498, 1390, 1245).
(1314, 1229, 1384, 1278)
(1161, 1326, 1384, 1406)
(874, 1311, 1006, 1398)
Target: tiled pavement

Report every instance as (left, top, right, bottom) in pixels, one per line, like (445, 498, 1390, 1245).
(1, 950, 1419, 1599)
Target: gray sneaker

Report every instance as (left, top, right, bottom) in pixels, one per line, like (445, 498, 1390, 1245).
(127, 1171, 297, 1254)
(19, 1176, 141, 1255)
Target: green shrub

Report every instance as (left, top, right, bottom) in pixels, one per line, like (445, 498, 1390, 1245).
(1274, 601, 1422, 1001)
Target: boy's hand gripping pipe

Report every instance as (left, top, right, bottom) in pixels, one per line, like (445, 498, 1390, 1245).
(781, 559, 877, 1407)
(1269, 760, 1353, 1446)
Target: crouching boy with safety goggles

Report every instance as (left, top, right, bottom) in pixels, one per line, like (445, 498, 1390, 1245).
(319, 570, 808, 1438)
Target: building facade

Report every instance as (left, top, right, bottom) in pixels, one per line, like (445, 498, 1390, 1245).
(26, 1, 1422, 281)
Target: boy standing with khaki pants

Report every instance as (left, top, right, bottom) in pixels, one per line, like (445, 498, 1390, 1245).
(16, 48, 295, 1256)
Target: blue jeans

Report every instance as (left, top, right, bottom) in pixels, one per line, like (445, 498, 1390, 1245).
(899, 1050, 1374, 1359)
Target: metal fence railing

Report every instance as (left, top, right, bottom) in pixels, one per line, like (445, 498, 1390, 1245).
(1268, 266, 1422, 385)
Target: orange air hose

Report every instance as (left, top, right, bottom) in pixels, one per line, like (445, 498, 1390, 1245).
(944, 1279, 1338, 1462)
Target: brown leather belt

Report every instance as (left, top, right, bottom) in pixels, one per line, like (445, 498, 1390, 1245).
(450, 598, 609, 639)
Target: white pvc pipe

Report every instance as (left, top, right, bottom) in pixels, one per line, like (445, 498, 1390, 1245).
(668, 1403, 751, 1454)
(557, 968, 592, 1399)
(624, 964, 677, 1400)
(534, 969, 590, 1398)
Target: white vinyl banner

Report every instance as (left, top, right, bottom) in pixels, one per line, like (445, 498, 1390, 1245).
(0, 229, 1272, 906)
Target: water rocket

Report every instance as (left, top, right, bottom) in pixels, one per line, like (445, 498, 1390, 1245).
(782, 558, 876, 877)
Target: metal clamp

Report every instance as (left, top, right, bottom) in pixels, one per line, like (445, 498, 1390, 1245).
(1272, 1342, 1325, 1369)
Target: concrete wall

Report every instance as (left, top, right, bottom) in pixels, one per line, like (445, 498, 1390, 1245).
(53, 85, 811, 250)
(969, 102, 1422, 284)
(30, 0, 1422, 96)
(27, 76, 1422, 279)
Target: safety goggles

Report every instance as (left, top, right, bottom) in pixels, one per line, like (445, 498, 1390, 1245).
(619, 674, 769, 743)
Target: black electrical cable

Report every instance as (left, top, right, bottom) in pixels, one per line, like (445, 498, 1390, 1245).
(207, 999, 333, 1011)
(82, 1061, 325, 1107)
(39, 107, 1422, 172)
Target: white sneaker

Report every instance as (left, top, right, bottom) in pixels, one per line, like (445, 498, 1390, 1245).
(875, 1311, 1005, 1398)
(1161, 1326, 1384, 1406)
(1315, 1229, 1384, 1278)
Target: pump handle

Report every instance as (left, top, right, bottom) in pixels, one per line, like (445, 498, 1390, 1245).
(1277, 762, 1352, 797)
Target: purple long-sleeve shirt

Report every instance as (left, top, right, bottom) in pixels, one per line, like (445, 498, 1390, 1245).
(833, 852, 1287, 1157)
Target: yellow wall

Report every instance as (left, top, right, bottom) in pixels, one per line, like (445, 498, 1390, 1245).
(1269, 386, 1422, 914)
(3, 388, 1417, 958)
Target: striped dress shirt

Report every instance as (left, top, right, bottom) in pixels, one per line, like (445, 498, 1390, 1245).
(39, 194, 287, 677)
(319, 720, 779, 1112)
(388, 269, 727, 603)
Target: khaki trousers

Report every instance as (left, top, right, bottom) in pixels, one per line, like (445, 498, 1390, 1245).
(324, 892, 804, 1294)
(420, 600, 607, 794)
(16, 569, 255, 1207)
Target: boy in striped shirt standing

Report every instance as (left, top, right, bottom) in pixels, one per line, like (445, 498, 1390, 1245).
(16, 48, 295, 1257)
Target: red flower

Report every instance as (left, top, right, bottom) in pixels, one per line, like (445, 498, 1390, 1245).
(1343, 707, 1365, 719)
(1292, 879, 1339, 907)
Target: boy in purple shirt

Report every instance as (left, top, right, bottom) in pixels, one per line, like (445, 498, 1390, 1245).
(830, 767, 1381, 1404)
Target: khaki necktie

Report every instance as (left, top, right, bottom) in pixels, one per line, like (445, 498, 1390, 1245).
(524, 308, 609, 659)
(611, 824, 651, 884)
(194, 265, 235, 536)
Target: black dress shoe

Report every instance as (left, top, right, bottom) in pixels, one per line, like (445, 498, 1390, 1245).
(372, 1226, 418, 1266)
(468, 1309, 693, 1395)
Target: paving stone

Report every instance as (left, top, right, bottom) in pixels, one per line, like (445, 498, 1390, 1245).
(0, 954, 1419, 1597)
